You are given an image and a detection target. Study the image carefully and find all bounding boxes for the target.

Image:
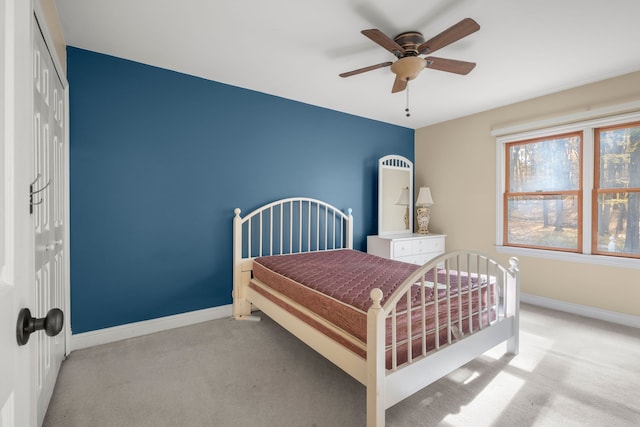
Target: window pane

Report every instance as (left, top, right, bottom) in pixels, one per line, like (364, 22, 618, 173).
(506, 195, 579, 250)
(594, 192, 640, 255)
(598, 124, 640, 189)
(509, 135, 581, 192)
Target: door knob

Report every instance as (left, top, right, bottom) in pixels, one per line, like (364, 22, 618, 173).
(16, 307, 64, 346)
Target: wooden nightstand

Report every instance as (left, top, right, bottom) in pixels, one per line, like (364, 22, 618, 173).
(367, 233, 446, 266)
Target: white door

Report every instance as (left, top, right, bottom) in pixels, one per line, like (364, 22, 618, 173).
(1, 2, 67, 426)
(32, 15, 66, 426)
(1, 0, 35, 425)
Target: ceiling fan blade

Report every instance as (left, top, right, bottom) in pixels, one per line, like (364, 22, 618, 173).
(425, 57, 476, 75)
(361, 29, 405, 57)
(339, 61, 393, 78)
(418, 18, 480, 55)
(391, 76, 407, 93)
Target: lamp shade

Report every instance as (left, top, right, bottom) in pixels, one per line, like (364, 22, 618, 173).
(390, 56, 427, 81)
(395, 187, 409, 206)
(416, 187, 434, 206)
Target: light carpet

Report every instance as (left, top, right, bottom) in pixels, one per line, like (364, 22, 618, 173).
(44, 304, 640, 426)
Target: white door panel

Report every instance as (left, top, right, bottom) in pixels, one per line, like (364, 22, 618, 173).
(1, 3, 67, 426)
(1, 1, 34, 425)
(32, 16, 66, 426)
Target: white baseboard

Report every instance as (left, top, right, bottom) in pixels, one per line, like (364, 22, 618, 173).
(69, 304, 233, 352)
(69, 296, 638, 352)
(521, 293, 640, 329)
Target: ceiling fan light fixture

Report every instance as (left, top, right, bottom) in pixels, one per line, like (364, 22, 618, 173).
(390, 56, 427, 81)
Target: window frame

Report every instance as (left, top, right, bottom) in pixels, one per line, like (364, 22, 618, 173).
(592, 120, 640, 259)
(494, 105, 640, 270)
(503, 131, 584, 252)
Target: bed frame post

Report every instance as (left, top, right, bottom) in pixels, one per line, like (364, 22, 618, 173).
(367, 288, 385, 427)
(346, 208, 353, 249)
(506, 257, 520, 354)
(232, 208, 251, 319)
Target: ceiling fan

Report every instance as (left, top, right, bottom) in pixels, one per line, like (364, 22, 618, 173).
(339, 18, 480, 93)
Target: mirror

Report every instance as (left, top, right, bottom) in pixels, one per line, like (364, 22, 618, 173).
(378, 155, 413, 235)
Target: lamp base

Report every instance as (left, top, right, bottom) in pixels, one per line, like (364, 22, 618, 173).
(417, 207, 431, 234)
(404, 206, 409, 230)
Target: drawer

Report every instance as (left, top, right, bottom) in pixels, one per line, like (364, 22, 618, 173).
(397, 252, 442, 266)
(395, 254, 422, 265)
(392, 240, 413, 257)
(414, 252, 442, 266)
(412, 237, 444, 255)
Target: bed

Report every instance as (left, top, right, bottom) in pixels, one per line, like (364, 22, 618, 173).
(232, 197, 519, 427)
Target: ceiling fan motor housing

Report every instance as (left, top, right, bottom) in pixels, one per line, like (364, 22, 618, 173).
(390, 31, 428, 81)
(393, 31, 426, 56)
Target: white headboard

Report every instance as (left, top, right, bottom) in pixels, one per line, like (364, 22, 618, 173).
(234, 197, 353, 259)
(232, 197, 353, 318)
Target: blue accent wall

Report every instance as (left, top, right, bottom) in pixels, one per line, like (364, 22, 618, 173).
(67, 47, 414, 334)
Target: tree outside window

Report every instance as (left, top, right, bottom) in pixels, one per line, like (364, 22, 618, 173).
(504, 132, 582, 251)
(594, 122, 640, 257)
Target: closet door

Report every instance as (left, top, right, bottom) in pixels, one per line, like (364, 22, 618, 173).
(32, 17, 66, 426)
(1, 2, 47, 426)
(0, 2, 29, 424)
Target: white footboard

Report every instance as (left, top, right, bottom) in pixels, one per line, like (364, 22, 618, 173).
(366, 251, 519, 426)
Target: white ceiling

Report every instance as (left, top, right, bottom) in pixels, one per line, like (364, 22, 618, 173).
(55, 0, 640, 129)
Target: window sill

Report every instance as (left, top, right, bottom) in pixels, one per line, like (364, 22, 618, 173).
(495, 245, 640, 270)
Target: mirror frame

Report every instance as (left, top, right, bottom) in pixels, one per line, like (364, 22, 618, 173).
(378, 155, 413, 235)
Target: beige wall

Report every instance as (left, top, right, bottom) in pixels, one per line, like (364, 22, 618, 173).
(37, 0, 66, 74)
(415, 71, 640, 317)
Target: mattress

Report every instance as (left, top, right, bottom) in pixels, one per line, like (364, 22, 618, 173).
(251, 249, 494, 366)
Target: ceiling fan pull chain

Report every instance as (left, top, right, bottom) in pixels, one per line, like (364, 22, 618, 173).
(405, 80, 411, 117)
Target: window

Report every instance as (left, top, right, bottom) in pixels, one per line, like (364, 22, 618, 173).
(505, 132, 582, 252)
(495, 107, 640, 265)
(593, 122, 640, 257)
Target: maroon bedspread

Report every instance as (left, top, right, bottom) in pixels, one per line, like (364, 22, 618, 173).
(251, 249, 493, 367)
(254, 249, 418, 311)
